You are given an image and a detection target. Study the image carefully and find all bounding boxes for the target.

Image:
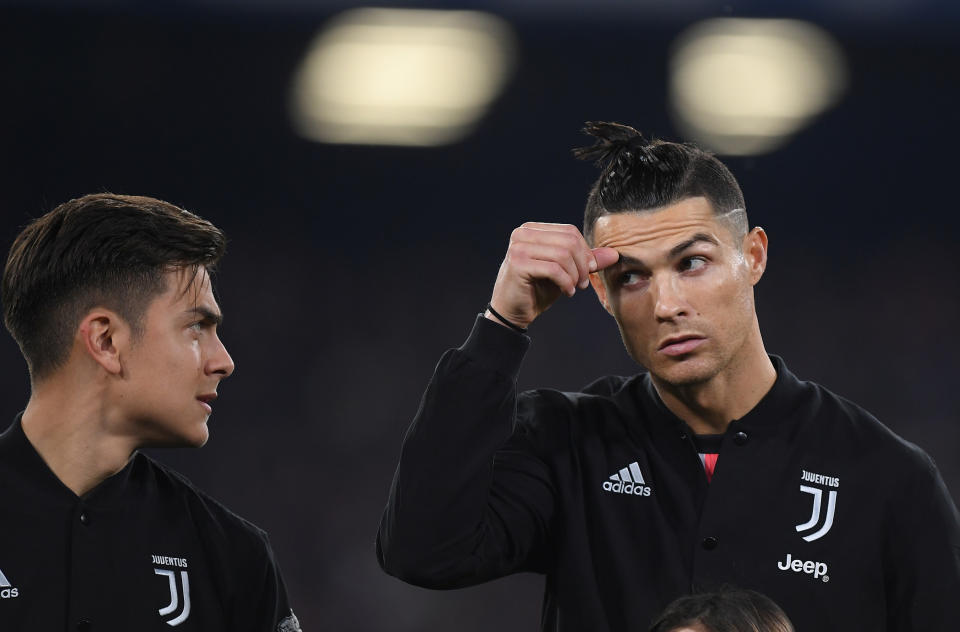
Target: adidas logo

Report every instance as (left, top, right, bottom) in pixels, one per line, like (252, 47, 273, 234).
(0, 567, 19, 599)
(602, 462, 652, 496)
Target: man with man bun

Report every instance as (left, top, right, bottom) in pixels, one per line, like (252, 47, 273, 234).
(378, 122, 960, 630)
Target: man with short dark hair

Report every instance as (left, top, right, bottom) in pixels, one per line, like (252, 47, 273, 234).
(0, 194, 300, 631)
(377, 123, 960, 631)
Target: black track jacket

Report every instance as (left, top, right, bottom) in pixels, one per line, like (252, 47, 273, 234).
(0, 416, 298, 632)
(378, 316, 960, 631)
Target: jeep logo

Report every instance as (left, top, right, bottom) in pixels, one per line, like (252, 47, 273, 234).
(777, 553, 829, 582)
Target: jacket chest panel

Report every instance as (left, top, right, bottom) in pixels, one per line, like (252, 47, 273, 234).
(553, 439, 700, 602)
(693, 450, 887, 627)
(1, 502, 225, 631)
(554, 434, 886, 615)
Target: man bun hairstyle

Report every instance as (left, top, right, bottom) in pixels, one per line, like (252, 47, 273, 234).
(574, 121, 747, 244)
(2, 193, 226, 382)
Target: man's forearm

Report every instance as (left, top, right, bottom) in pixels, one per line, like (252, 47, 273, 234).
(377, 316, 537, 587)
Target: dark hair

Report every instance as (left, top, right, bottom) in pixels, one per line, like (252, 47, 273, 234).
(2, 193, 226, 381)
(648, 588, 794, 632)
(574, 121, 747, 244)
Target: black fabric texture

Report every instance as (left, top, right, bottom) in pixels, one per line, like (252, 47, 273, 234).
(377, 315, 960, 632)
(0, 416, 294, 632)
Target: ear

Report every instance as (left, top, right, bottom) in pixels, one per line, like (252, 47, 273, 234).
(588, 272, 614, 315)
(77, 309, 130, 376)
(742, 226, 769, 285)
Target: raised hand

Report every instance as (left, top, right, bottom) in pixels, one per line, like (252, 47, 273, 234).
(486, 222, 619, 330)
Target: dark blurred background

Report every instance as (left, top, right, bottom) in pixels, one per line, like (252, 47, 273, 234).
(1, 1, 957, 630)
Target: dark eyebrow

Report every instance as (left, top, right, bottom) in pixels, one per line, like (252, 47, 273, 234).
(614, 253, 646, 269)
(609, 233, 720, 271)
(185, 306, 223, 327)
(669, 233, 719, 259)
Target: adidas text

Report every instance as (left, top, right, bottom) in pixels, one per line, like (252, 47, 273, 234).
(777, 553, 829, 582)
(601, 481, 651, 496)
(0, 567, 17, 599)
(603, 462, 652, 496)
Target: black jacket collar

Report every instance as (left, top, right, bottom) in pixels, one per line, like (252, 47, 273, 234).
(0, 413, 142, 507)
(639, 354, 807, 437)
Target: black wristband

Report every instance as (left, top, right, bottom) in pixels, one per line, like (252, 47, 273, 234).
(485, 303, 528, 334)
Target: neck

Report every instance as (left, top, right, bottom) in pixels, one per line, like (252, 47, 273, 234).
(20, 373, 137, 497)
(650, 328, 777, 435)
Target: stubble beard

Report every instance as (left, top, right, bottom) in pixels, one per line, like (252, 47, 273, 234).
(648, 353, 725, 388)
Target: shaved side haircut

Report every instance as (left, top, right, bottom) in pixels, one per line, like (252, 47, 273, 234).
(2, 193, 226, 381)
(574, 121, 748, 246)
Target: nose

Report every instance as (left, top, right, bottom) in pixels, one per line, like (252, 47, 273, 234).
(206, 334, 235, 379)
(651, 273, 688, 322)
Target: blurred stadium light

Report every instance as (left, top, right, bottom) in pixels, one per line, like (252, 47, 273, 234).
(289, 8, 516, 146)
(669, 18, 846, 155)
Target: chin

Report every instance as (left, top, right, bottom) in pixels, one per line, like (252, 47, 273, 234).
(648, 356, 721, 387)
(129, 409, 206, 448)
(183, 423, 210, 448)
(150, 421, 210, 448)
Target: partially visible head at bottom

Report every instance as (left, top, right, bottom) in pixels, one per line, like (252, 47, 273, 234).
(648, 588, 795, 632)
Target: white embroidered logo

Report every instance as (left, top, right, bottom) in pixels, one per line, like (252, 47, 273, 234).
(602, 462, 652, 496)
(0, 567, 19, 599)
(278, 610, 302, 632)
(777, 552, 830, 582)
(795, 469, 839, 542)
(153, 555, 191, 626)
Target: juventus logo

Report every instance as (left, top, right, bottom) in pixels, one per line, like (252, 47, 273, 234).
(795, 485, 838, 542)
(154, 568, 191, 626)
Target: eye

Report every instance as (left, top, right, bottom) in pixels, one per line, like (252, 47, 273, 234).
(680, 256, 707, 272)
(619, 271, 649, 288)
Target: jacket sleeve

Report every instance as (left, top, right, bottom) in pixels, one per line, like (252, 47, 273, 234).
(884, 450, 960, 631)
(376, 315, 556, 588)
(230, 528, 300, 632)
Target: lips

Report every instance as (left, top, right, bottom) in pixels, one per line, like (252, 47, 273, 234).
(196, 393, 217, 413)
(658, 335, 706, 357)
